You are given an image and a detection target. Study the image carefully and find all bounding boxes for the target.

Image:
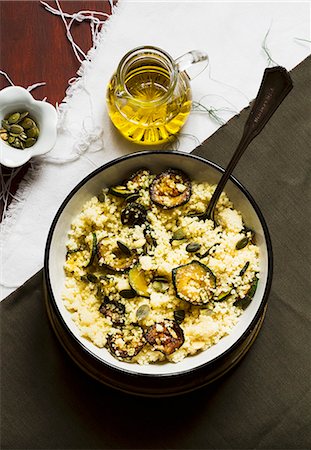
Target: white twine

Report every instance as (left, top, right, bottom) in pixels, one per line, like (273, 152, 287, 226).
(0, 70, 14, 86)
(40, 0, 113, 64)
(27, 82, 46, 93)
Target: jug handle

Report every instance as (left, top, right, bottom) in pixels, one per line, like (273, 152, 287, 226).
(175, 50, 208, 80)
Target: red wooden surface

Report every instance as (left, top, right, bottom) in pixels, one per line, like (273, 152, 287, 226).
(0, 0, 115, 216)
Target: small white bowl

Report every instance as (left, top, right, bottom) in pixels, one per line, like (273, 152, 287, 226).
(0, 86, 58, 168)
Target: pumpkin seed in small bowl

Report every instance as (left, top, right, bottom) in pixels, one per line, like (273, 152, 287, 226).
(0, 86, 57, 168)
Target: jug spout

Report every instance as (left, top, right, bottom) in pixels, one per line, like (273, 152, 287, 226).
(175, 50, 208, 80)
(115, 88, 128, 99)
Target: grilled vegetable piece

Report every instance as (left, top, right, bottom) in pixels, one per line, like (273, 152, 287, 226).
(172, 260, 216, 306)
(107, 324, 145, 360)
(174, 309, 185, 324)
(215, 289, 232, 302)
(125, 193, 140, 203)
(85, 232, 97, 267)
(129, 265, 150, 297)
(144, 319, 184, 355)
(126, 168, 151, 189)
(99, 297, 125, 325)
(234, 275, 259, 309)
(97, 239, 138, 272)
(121, 203, 147, 226)
(109, 185, 135, 198)
(150, 169, 191, 209)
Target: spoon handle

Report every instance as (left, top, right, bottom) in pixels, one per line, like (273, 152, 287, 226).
(205, 66, 293, 219)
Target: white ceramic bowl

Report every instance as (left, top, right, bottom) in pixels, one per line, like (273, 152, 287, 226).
(0, 86, 58, 168)
(44, 151, 273, 393)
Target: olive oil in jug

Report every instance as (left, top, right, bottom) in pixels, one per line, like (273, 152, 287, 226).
(106, 46, 208, 145)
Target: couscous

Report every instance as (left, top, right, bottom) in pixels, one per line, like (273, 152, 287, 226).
(63, 168, 260, 364)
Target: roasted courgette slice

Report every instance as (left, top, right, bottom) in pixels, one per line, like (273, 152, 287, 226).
(129, 265, 150, 297)
(149, 169, 191, 209)
(214, 289, 232, 302)
(97, 239, 138, 272)
(109, 185, 135, 198)
(121, 203, 147, 226)
(172, 260, 216, 305)
(99, 297, 125, 325)
(107, 324, 145, 360)
(126, 168, 151, 189)
(144, 319, 184, 355)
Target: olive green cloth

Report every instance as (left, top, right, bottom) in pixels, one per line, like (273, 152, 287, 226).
(1, 57, 310, 449)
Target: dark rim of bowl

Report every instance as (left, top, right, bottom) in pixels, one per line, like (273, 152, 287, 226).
(44, 150, 273, 378)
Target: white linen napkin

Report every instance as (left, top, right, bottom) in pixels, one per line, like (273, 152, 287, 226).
(1, 0, 310, 299)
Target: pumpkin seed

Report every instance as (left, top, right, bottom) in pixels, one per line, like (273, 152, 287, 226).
(11, 138, 22, 148)
(239, 261, 250, 277)
(1, 120, 11, 131)
(19, 132, 28, 141)
(97, 192, 105, 203)
(233, 295, 252, 310)
(26, 126, 39, 138)
(186, 242, 201, 253)
(174, 309, 185, 324)
(17, 111, 29, 122)
(247, 276, 258, 298)
(117, 240, 132, 256)
(86, 273, 98, 283)
(236, 237, 249, 250)
(10, 124, 24, 134)
(171, 228, 186, 241)
(136, 304, 150, 320)
(0, 132, 8, 141)
(21, 117, 35, 129)
(120, 289, 137, 299)
(3, 112, 39, 149)
(25, 138, 36, 148)
(8, 112, 21, 124)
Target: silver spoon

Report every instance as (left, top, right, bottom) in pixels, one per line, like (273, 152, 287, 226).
(199, 66, 293, 222)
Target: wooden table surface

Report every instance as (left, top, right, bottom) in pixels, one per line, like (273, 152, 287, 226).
(0, 0, 115, 216)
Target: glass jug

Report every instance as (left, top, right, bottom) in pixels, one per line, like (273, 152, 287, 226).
(106, 46, 208, 145)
